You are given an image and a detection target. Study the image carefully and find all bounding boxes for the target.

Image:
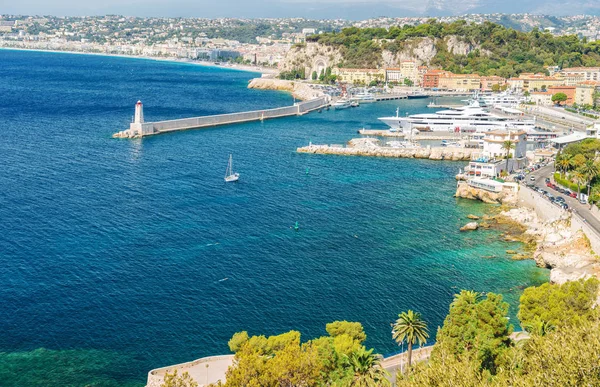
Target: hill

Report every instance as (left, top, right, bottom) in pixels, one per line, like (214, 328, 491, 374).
(296, 20, 600, 77)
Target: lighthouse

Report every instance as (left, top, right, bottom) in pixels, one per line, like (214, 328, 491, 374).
(134, 100, 144, 123)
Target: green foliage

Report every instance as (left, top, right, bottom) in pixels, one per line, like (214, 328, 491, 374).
(403, 78, 414, 86)
(307, 21, 600, 75)
(518, 278, 599, 328)
(398, 317, 600, 386)
(551, 92, 568, 105)
(279, 68, 305, 80)
(311, 70, 318, 80)
(161, 370, 198, 387)
(221, 322, 381, 387)
(326, 321, 367, 343)
(434, 291, 512, 374)
(228, 331, 249, 353)
(553, 172, 581, 193)
(344, 347, 390, 387)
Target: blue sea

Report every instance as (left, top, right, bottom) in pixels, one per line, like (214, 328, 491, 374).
(0, 49, 548, 386)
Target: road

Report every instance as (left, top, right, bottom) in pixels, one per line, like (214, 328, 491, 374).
(526, 164, 600, 236)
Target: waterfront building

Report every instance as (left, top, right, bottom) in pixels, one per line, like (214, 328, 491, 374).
(437, 73, 481, 91)
(529, 91, 553, 105)
(506, 77, 524, 91)
(464, 130, 527, 177)
(422, 70, 452, 88)
(575, 81, 600, 106)
(480, 76, 506, 91)
(518, 73, 564, 92)
(547, 85, 576, 105)
(561, 67, 600, 83)
(384, 61, 419, 85)
(333, 68, 385, 85)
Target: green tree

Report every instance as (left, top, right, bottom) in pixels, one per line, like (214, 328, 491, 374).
(572, 170, 586, 198)
(571, 153, 586, 169)
(326, 321, 367, 343)
(556, 154, 573, 178)
(552, 92, 568, 105)
(491, 83, 501, 92)
(404, 78, 414, 87)
(501, 140, 515, 173)
(580, 159, 599, 200)
(518, 278, 599, 328)
(392, 310, 429, 369)
(344, 348, 390, 387)
(311, 70, 318, 80)
(434, 291, 512, 374)
(228, 331, 249, 352)
(161, 370, 198, 387)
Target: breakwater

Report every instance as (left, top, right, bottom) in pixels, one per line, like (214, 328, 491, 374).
(297, 138, 477, 160)
(113, 97, 328, 139)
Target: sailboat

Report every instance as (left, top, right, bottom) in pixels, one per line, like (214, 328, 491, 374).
(224, 154, 240, 182)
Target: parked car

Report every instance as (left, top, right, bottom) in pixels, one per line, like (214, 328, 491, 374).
(580, 198, 587, 204)
(530, 176, 536, 181)
(570, 192, 578, 198)
(545, 178, 551, 183)
(555, 196, 565, 203)
(561, 203, 569, 210)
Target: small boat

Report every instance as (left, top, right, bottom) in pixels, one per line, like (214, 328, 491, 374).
(332, 99, 352, 110)
(350, 101, 360, 107)
(224, 154, 240, 182)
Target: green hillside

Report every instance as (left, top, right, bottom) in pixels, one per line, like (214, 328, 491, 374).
(306, 20, 600, 77)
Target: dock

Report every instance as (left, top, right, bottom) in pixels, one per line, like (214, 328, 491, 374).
(358, 129, 468, 141)
(114, 97, 329, 138)
(297, 138, 477, 161)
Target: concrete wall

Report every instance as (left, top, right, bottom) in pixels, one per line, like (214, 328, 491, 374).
(147, 354, 234, 387)
(519, 186, 600, 254)
(148, 97, 327, 135)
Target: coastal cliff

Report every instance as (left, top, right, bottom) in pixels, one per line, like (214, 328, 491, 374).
(454, 181, 518, 205)
(297, 139, 476, 161)
(279, 36, 489, 77)
(247, 78, 324, 101)
(499, 207, 600, 285)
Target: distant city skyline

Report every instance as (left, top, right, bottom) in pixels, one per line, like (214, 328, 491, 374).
(3, 0, 600, 19)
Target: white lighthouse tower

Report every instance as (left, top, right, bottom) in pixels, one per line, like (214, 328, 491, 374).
(134, 100, 144, 123)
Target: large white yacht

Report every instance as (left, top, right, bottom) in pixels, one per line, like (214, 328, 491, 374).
(479, 91, 526, 107)
(378, 101, 536, 133)
(352, 91, 376, 103)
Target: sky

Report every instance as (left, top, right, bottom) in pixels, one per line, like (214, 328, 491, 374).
(2, 0, 600, 19)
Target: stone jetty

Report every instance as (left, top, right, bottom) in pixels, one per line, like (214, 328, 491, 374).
(297, 138, 477, 161)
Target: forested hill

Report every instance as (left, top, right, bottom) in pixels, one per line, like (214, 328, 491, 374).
(305, 21, 600, 77)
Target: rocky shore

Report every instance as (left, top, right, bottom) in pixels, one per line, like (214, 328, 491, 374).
(498, 207, 600, 284)
(247, 78, 325, 101)
(297, 138, 477, 160)
(454, 181, 518, 205)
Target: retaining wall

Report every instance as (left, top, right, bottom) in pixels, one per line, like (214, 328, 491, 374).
(146, 354, 234, 387)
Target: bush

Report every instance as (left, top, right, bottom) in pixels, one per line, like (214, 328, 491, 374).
(554, 172, 582, 193)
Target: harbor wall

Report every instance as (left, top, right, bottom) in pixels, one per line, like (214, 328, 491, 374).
(146, 355, 234, 387)
(115, 97, 328, 138)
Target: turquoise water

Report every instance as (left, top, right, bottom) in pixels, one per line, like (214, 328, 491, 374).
(0, 50, 548, 386)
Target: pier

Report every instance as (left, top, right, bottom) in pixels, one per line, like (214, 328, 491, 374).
(297, 138, 477, 161)
(113, 97, 329, 138)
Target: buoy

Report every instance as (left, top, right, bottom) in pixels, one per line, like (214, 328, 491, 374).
(294, 221, 299, 231)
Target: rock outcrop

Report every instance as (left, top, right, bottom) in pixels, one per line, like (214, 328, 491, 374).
(460, 222, 479, 231)
(499, 207, 600, 285)
(247, 78, 325, 101)
(454, 181, 517, 205)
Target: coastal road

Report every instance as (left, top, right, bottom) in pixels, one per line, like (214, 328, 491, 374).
(526, 164, 600, 236)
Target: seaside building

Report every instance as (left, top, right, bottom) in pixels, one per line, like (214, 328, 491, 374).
(547, 85, 576, 105)
(333, 68, 385, 85)
(480, 76, 506, 91)
(529, 91, 553, 105)
(438, 73, 481, 91)
(422, 70, 451, 89)
(575, 81, 600, 106)
(561, 67, 600, 83)
(464, 130, 527, 177)
(384, 61, 419, 85)
(518, 73, 564, 92)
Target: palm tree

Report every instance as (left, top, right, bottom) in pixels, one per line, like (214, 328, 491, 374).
(556, 155, 573, 179)
(345, 348, 390, 387)
(580, 160, 599, 203)
(451, 290, 482, 307)
(524, 318, 555, 337)
(392, 310, 429, 370)
(572, 171, 586, 199)
(501, 140, 515, 174)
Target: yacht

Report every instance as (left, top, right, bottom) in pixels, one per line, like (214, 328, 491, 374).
(378, 102, 536, 133)
(352, 90, 376, 103)
(479, 91, 526, 107)
(332, 99, 352, 110)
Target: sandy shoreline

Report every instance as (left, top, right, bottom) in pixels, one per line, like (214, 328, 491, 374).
(0, 46, 279, 75)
